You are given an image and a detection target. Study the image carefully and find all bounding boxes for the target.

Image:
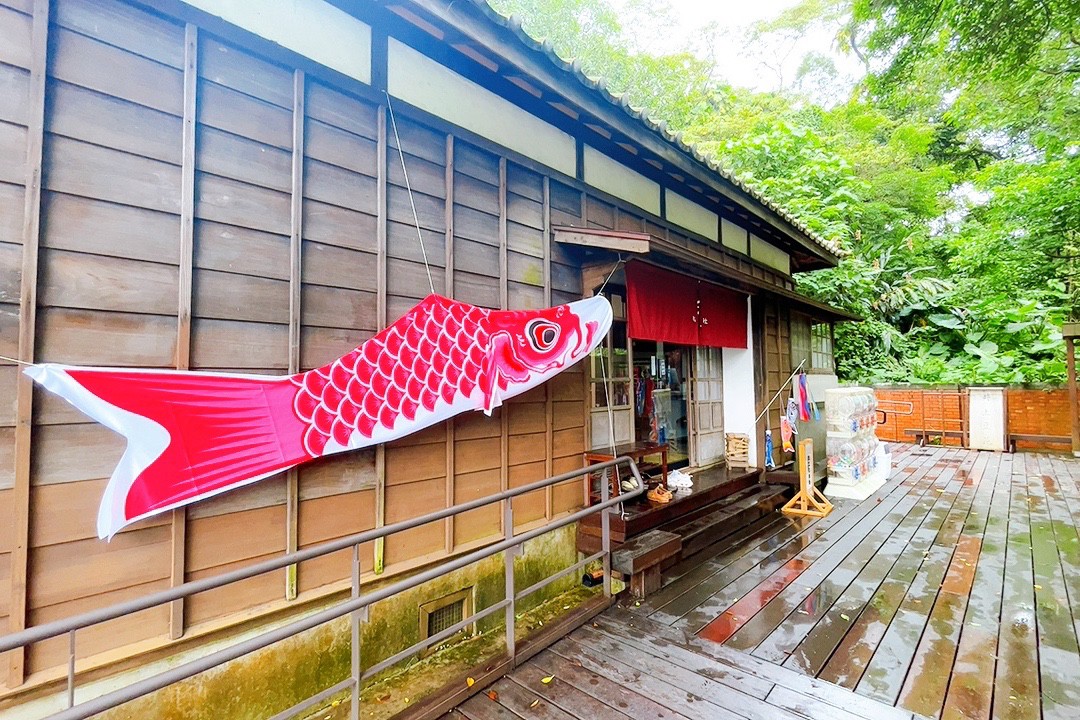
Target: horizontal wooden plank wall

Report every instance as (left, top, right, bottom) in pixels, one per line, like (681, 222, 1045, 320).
(0, 0, 594, 689)
(0, 0, 821, 689)
(0, 0, 817, 695)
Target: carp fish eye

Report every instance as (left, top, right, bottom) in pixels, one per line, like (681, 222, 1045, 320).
(525, 319, 560, 353)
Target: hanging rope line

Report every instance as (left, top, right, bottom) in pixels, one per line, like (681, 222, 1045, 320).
(596, 256, 625, 458)
(754, 358, 806, 425)
(384, 91, 435, 296)
(0, 355, 32, 366)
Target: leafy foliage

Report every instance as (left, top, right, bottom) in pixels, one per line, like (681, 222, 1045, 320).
(490, 0, 1078, 384)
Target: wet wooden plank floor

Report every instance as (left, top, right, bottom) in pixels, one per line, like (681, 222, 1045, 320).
(451, 611, 921, 720)
(623, 445, 1080, 719)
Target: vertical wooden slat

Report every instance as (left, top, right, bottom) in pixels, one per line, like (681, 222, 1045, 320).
(374, 106, 388, 574)
(8, 0, 49, 687)
(580, 191, 591, 451)
(1067, 338, 1079, 456)
(498, 158, 508, 530)
(498, 157, 507, 311)
(445, 134, 455, 553)
(168, 21, 199, 641)
(285, 69, 305, 600)
(542, 177, 554, 519)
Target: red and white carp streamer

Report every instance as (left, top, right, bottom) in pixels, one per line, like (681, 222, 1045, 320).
(26, 294, 612, 539)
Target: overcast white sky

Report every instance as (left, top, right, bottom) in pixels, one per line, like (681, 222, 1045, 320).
(608, 0, 863, 101)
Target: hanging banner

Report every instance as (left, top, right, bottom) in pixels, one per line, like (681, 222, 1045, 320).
(27, 294, 612, 539)
(625, 261, 747, 349)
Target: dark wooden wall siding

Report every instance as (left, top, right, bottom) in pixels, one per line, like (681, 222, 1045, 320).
(763, 298, 793, 467)
(296, 80, 381, 595)
(24, 0, 181, 675)
(0, 0, 592, 687)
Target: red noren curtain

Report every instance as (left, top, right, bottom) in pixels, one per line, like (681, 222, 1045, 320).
(625, 261, 747, 349)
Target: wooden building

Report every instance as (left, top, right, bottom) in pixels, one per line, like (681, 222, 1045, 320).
(0, 0, 853, 712)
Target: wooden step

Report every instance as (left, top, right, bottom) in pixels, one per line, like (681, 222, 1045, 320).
(579, 464, 762, 544)
(659, 484, 789, 562)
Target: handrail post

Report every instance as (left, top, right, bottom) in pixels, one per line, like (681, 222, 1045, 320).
(67, 630, 75, 708)
(350, 543, 361, 720)
(601, 468, 611, 599)
(503, 499, 515, 664)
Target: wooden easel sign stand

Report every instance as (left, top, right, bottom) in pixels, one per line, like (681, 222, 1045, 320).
(782, 438, 833, 518)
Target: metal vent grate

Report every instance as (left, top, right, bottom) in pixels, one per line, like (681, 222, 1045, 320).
(427, 598, 465, 638)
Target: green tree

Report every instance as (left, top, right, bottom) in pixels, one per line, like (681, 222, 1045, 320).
(490, 0, 1077, 384)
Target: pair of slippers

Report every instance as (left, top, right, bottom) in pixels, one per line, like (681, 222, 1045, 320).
(647, 485, 673, 504)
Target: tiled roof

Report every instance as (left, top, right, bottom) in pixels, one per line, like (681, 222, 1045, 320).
(474, 0, 844, 258)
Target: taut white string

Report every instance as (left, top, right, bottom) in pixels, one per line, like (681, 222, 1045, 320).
(384, 91, 435, 296)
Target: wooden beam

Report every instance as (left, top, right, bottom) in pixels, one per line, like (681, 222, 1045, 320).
(499, 157, 507, 311)
(168, 21, 199, 642)
(543, 177, 554, 520)
(285, 69, 305, 601)
(498, 157, 508, 531)
(1067, 338, 1079, 457)
(374, 105, 388, 574)
(552, 226, 650, 254)
(9, 0, 49, 688)
(445, 133, 455, 554)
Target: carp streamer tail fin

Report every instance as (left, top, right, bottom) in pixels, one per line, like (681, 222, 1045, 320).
(25, 364, 308, 539)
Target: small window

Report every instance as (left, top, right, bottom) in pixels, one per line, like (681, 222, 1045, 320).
(589, 288, 631, 409)
(419, 588, 473, 655)
(790, 315, 811, 370)
(811, 324, 834, 372)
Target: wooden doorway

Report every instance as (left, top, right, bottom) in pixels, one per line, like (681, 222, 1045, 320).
(691, 346, 725, 467)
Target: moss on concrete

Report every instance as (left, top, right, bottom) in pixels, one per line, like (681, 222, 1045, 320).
(97, 524, 584, 720)
(312, 583, 602, 720)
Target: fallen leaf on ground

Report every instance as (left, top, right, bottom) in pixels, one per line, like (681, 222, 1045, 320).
(840, 613, 850, 621)
(467, 677, 475, 687)
(530, 699, 540, 708)
(487, 690, 499, 701)
(541, 675, 555, 684)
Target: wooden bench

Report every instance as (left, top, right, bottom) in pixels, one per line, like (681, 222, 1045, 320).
(904, 429, 966, 445)
(1008, 433, 1071, 452)
(611, 530, 681, 600)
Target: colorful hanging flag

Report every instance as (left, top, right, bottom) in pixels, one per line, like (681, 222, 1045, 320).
(27, 294, 612, 539)
(780, 416, 795, 453)
(798, 373, 812, 422)
(764, 429, 776, 469)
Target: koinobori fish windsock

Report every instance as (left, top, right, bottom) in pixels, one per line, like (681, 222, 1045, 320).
(26, 294, 612, 539)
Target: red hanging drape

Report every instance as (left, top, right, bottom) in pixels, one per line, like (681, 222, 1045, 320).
(625, 261, 747, 349)
(626, 262, 700, 345)
(698, 282, 748, 348)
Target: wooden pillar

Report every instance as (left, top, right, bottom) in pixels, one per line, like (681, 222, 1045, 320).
(444, 134, 455, 554)
(285, 69, 305, 600)
(543, 177, 554, 519)
(1065, 327, 1080, 457)
(168, 22, 199, 641)
(8, 0, 49, 687)
(498, 158, 508, 531)
(373, 106, 388, 574)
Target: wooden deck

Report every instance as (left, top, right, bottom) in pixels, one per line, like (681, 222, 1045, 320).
(453, 445, 1080, 719)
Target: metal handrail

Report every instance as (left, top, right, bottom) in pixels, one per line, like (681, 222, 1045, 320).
(2, 456, 644, 720)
